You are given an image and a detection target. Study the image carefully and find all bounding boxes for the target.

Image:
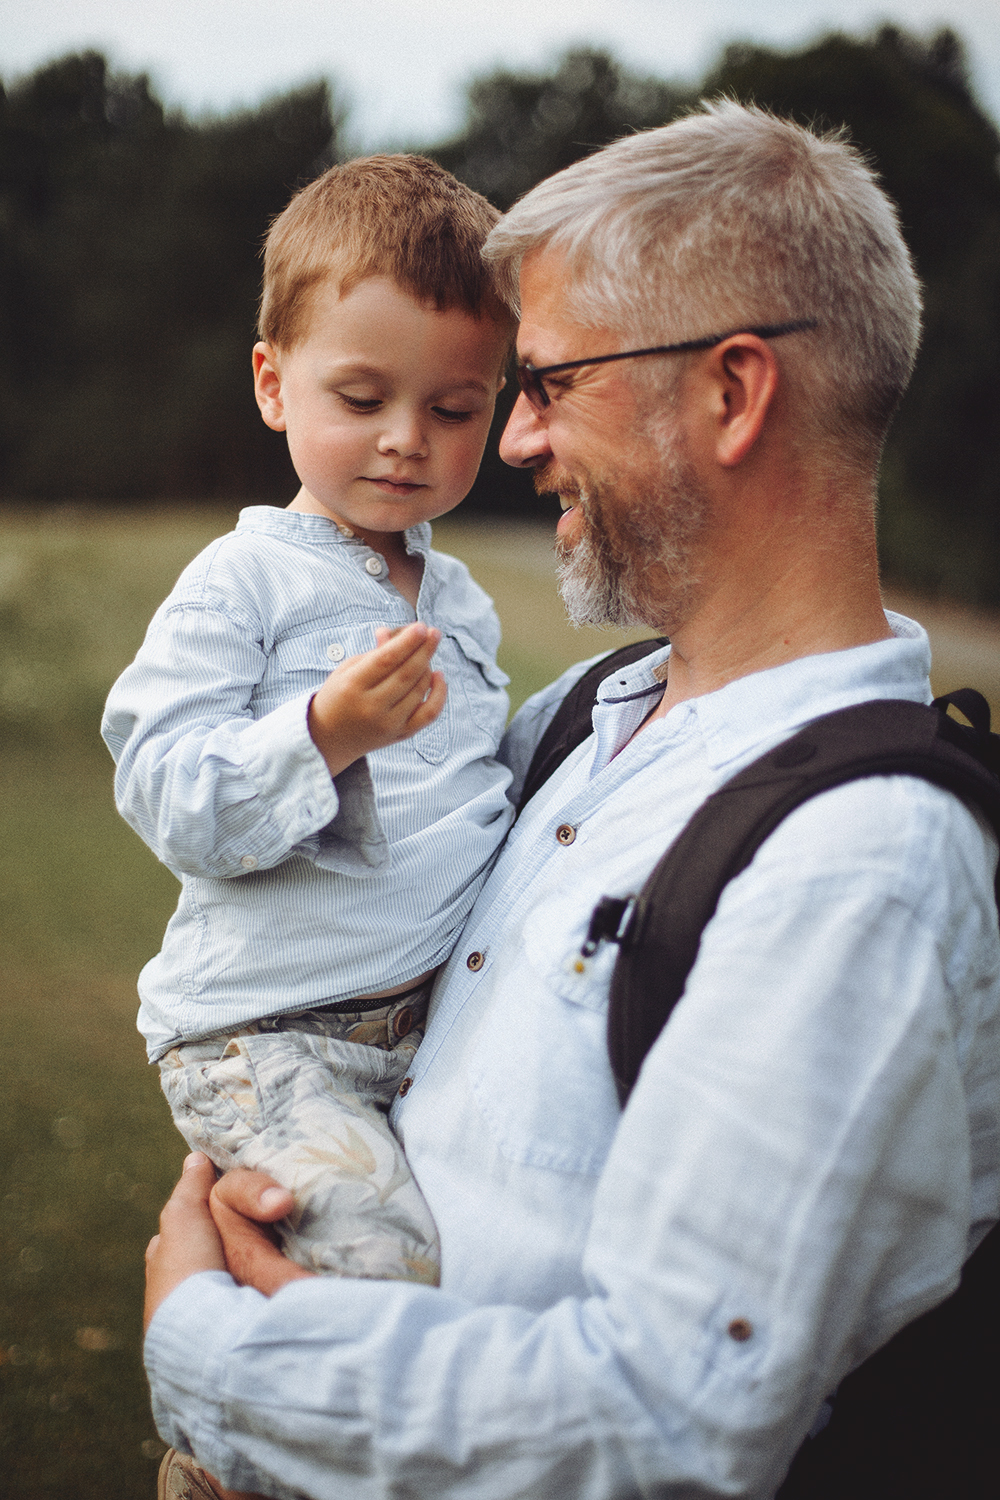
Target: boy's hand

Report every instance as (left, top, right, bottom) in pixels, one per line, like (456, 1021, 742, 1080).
(307, 621, 446, 777)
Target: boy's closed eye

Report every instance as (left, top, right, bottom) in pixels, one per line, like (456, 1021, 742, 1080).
(431, 405, 475, 423)
(338, 393, 383, 413)
(337, 391, 477, 424)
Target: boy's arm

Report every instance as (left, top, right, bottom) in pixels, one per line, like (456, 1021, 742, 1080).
(102, 606, 442, 882)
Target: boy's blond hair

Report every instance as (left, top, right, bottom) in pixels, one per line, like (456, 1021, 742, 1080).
(260, 155, 516, 350)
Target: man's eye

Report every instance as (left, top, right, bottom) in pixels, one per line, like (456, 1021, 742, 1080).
(432, 406, 474, 423)
(338, 394, 381, 413)
(543, 376, 574, 399)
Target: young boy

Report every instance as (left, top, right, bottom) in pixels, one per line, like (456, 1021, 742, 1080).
(102, 156, 517, 1287)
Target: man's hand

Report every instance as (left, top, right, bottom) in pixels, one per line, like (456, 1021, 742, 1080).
(144, 1152, 228, 1333)
(209, 1169, 316, 1297)
(145, 1159, 309, 1500)
(308, 621, 446, 777)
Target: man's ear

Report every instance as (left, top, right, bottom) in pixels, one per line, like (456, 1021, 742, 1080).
(707, 336, 780, 468)
(253, 343, 286, 431)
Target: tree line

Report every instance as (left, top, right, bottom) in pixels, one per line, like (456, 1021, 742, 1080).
(1, 28, 998, 603)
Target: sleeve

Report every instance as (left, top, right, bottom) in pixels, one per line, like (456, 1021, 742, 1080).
(102, 601, 388, 879)
(499, 651, 609, 803)
(142, 779, 1000, 1500)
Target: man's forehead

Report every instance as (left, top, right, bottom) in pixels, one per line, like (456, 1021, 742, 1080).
(516, 246, 606, 362)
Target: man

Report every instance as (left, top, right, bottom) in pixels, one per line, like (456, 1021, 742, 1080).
(145, 103, 1000, 1499)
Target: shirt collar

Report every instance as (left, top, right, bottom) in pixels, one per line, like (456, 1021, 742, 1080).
(236, 506, 432, 553)
(596, 611, 932, 773)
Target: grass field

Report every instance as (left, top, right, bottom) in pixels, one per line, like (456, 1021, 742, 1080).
(0, 504, 654, 1499)
(2, 504, 999, 1498)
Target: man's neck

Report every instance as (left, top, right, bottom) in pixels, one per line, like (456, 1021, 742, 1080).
(646, 483, 891, 720)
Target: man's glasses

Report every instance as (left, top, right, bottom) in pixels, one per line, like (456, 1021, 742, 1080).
(515, 319, 819, 413)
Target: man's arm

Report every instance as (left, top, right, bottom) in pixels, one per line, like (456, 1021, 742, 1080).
(143, 780, 1000, 1500)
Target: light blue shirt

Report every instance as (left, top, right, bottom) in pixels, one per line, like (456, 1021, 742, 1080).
(145, 615, 1000, 1499)
(102, 506, 514, 1059)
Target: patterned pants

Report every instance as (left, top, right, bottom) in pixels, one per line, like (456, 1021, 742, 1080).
(158, 985, 439, 1285)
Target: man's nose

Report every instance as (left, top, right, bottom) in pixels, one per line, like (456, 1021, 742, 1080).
(499, 392, 552, 469)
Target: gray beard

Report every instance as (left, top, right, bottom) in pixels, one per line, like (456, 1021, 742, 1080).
(554, 449, 708, 631)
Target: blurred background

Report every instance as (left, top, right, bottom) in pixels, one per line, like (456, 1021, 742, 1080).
(2, 2, 1000, 1494)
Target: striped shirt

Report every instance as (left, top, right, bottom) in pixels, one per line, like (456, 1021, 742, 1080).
(102, 506, 514, 1060)
(145, 616, 1000, 1498)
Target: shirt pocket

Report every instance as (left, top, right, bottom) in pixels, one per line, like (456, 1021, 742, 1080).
(255, 623, 447, 763)
(254, 623, 378, 716)
(449, 627, 511, 742)
(466, 899, 622, 1175)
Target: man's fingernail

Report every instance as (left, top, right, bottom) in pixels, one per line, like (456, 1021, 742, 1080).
(260, 1187, 290, 1212)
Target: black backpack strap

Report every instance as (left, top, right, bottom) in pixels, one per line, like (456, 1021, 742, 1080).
(515, 638, 668, 816)
(606, 694, 1000, 1103)
(587, 689, 1000, 1500)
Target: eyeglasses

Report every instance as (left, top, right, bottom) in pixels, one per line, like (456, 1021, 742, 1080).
(515, 318, 819, 413)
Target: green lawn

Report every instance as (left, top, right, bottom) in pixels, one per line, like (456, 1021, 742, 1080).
(2, 505, 998, 1498)
(0, 505, 649, 1499)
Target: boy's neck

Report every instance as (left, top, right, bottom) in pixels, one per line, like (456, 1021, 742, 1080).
(286, 494, 424, 610)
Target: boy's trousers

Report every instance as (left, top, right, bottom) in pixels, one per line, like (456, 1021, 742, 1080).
(158, 986, 440, 1285)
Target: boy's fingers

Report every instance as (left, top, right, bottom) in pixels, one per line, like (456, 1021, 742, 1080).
(346, 623, 441, 689)
(403, 671, 447, 731)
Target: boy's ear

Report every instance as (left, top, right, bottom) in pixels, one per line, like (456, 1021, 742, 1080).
(253, 343, 286, 431)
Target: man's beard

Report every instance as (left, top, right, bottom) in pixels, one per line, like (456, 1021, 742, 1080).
(541, 433, 708, 631)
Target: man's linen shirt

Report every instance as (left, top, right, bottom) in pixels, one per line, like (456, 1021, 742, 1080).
(145, 615, 1000, 1500)
(102, 506, 513, 1058)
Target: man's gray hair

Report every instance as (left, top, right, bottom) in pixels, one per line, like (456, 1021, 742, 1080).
(483, 101, 922, 467)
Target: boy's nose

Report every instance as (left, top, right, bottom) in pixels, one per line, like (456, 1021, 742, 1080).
(377, 413, 429, 459)
(499, 392, 552, 469)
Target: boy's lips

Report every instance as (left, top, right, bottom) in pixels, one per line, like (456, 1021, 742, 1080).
(367, 476, 426, 495)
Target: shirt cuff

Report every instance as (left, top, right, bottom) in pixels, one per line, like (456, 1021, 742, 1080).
(238, 693, 389, 871)
(145, 1272, 282, 1495)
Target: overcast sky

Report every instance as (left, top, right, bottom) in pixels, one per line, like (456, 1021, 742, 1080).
(3, 0, 998, 147)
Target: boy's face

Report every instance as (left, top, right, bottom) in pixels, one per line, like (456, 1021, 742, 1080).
(253, 277, 508, 539)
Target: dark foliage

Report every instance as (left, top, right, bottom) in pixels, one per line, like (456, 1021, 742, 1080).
(704, 27, 1000, 600)
(0, 52, 336, 500)
(433, 48, 693, 211)
(1, 32, 999, 601)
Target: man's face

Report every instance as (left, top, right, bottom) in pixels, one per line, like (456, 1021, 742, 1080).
(500, 249, 708, 631)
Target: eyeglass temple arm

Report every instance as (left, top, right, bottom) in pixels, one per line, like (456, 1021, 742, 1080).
(523, 319, 818, 378)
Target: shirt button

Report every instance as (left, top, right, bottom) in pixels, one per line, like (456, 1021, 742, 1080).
(326, 642, 346, 662)
(398, 1077, 413, 1097)
(365, 557, 384, 576)
(466, 951, 485, 971)
(239, 854, 259, 870)
(727, 1318, 753, 1342)
(556, 824, 577, 845)
(392, 1007, 413, 1040)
